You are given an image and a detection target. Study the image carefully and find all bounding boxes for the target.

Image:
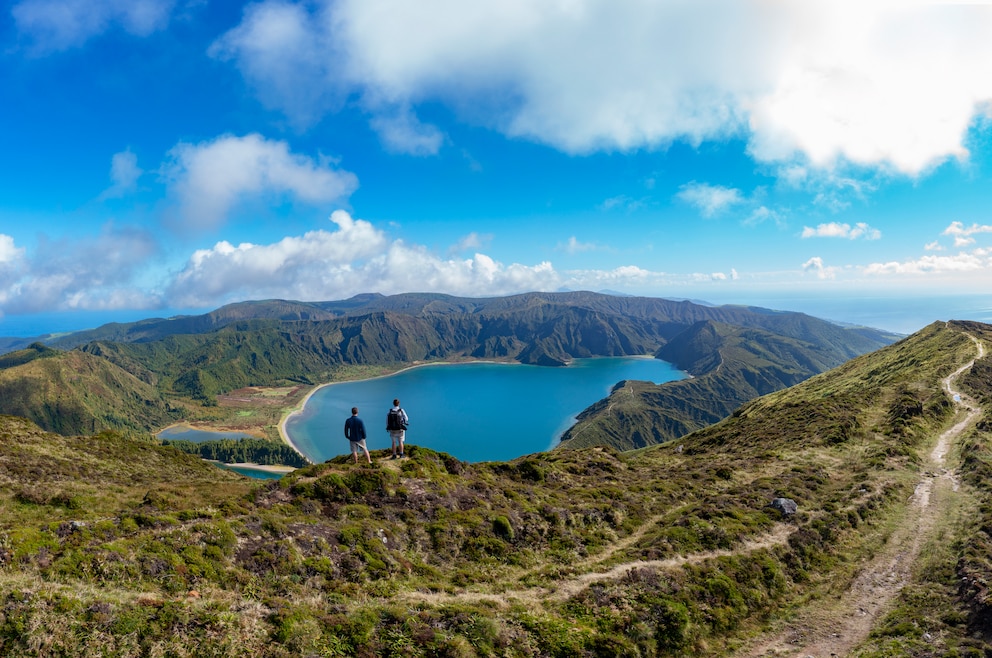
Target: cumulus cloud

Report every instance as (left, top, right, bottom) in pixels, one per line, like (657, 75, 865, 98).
(747, 3, 992, 174)
(801, 222, 881, 240)
(214, 0, 992, 176)
(0, 226, 161, 313)
(924, 241, 943, 251)
(165, 210, 560, 307)
(12, 0, 174, 53)
(803, 256, 836, 280)
(99, 149, 143, 200)
(943, 221, 992, 248)
(676, 182, 744, 217)
(161, 133, 358, 231)
(0, 235, 25, 266)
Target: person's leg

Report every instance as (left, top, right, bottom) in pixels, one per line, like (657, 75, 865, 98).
(350, 440, 359, 464)
(390, 431, 398, 458)
(398, 430, 405, 457)
(356, 439, 371, 464)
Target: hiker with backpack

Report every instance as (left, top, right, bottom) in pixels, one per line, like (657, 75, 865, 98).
(387, 398, 409, 459)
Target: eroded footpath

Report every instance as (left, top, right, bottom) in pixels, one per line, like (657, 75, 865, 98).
(734, 332, 985, 658)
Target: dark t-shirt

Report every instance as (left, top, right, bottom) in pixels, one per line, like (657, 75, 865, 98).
(344, 416, 366, 441)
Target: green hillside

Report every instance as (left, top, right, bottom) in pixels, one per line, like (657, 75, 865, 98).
(0, 345, 184, 436)
(0, 320, 988, 656)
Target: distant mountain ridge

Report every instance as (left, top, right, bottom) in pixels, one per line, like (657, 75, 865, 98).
(0, 291, 899, 443)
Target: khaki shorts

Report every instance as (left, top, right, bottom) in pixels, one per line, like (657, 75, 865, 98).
(349, 439, 368, 454)
(389, 430, 405, 442)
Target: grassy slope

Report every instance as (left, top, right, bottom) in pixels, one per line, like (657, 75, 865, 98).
(0, 321, 983, 656)
(0, 345, 182, 436)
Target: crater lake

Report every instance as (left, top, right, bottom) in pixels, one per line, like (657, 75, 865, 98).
(284, 356, 686, 463)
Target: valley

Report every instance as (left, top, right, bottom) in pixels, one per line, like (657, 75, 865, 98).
(1, 318, 990, 655)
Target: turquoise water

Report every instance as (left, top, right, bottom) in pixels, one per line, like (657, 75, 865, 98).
(214, 463, 286, 480)
(157, 426, 256, 443)
(285, 357, 685, 463)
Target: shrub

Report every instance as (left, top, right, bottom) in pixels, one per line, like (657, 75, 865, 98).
(492, 516, 514, 542)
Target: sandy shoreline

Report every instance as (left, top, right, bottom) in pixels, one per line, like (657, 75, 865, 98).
(209, 460, 296, 474)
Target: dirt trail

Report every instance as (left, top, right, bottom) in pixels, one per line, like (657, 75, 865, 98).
(735, 331, 985, 658)
(545, 523, 793, 603)
(401, 521, 794, 608)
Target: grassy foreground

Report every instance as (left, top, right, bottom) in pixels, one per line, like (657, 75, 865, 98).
(0, 321, 988, 656)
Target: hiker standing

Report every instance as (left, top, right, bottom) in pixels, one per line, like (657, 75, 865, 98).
(344, 407, 371, 464)
(387, 398, 409, 459)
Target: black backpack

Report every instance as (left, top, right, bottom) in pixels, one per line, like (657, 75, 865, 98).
(387, 408, 407, 431)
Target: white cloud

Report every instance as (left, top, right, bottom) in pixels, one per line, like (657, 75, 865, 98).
(747, 3, 992, 175)
(0, 226, 161, 313)
(215, 0, 992, 176)
(99, 149, 143, 200)
(802, 256, 836, 280)
(942, 221, 992, 247)
(744, 205, 785, 227)
(800, 222, 881, 240)
(165, 210, 560, 307)
(208, 1, 343, 128)
(863, 252, 988, 275)
(560, 265, 666, 288)
(0, 235, 25, 266)
(924, 241, 943, 251)
(369, 107, 445, 156)
(676, 182, 744, 217)
(161, 133, 358, 231)
(13, 0, 174, 53)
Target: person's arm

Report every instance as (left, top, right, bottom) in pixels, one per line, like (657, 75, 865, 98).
(344, 418, 351, 439)
(359, 418, 367, 440)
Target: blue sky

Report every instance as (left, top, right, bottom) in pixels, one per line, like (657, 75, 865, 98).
(3, 0, 992, 334)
